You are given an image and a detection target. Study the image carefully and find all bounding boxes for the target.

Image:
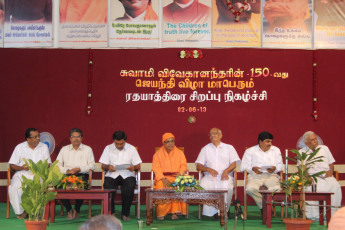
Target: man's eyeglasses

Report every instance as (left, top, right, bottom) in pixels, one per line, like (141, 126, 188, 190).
(29, 135, 40, 139)
(164, 140, 175, 144)
(70, 136, 82, 139)
(209, 132, 220, 136)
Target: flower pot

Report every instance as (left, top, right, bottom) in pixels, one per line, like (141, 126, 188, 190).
(24, 220, 48, 230)
(283, 218, 313, 230)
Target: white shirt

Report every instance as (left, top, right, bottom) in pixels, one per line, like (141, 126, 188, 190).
(299, 145, 335, 176)
(9, 141, 52, 166)
(195, 142, 241, 181)
(240, 145, 283, 174)
(99, 142, 142, 179)
(56, 143, 95, 174)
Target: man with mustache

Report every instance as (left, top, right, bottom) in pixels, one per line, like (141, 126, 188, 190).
(240, 131, 283, 213)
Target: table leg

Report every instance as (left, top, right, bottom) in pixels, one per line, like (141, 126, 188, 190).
(51, 200, 56, 223)
(104, 194, 110, 215)
(220, 194, 225, 227)
(146, 193, 152, 226)
(326, 195, 331, 227)
(266, 195, 272, 228)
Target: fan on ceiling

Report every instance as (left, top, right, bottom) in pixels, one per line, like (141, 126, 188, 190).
(40, 132, 55, 155)
(296, 134, 323, 149)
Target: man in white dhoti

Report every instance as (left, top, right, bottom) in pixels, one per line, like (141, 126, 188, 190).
(300, 131, 342, 220)
(8, 128, 51, 219)
(240, 131, 283, 213)
(195, 127, 240, 218)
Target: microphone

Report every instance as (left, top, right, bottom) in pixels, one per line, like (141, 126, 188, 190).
(233, 199, 244, 219)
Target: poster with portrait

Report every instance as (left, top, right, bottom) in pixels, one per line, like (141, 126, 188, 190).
(109, 0, 159, 48)
(262, 0, 313, 49)
(58, 0, 108, 48)
(0, 0, 3, 47)
(162, 0, 212, 48)
(212, 0, 261, 47)
(314, 0, 345, 49)
(3, 0, 53, 48)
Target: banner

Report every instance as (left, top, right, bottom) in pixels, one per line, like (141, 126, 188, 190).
(58, 0, 107, 48)
(109, 0, 159, 48)
(314, 0, 345, 49)
(162, 0, 212, 48)
(0, 0, 3, 47)
(262, 0, 313, 49)
(4, 0, 53, 48)
(212, 0, 261, 47)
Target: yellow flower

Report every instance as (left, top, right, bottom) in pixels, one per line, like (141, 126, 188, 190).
(175, 178, 180, 183)
(181, 181, 185, 185)
(189, 179, 193, 183)
(292, 181, 295, 184)
(298, 182, 302, 185)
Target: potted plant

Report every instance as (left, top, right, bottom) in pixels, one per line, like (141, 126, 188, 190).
(20, 159, 64, 230)
(281, 148, 326, 230)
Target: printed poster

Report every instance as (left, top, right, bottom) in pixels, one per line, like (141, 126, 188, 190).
(0, 0, 3, 47)
(212, 0, 261, 47)
(4, 0, 53, 48)
(109, 0, 159, 48)
(314, 0, 345, 49)
(162, 0, 212, 48)
(262, 0, 313, 49)
(58, 0, 108, 48)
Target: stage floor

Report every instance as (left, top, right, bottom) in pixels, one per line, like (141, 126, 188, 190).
(0, 204, 327, 230)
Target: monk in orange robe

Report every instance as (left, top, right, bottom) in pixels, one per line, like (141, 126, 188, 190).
(60, 0, 107, 23)
(264, 0, 310, 33)
(152, 133, 187, 220)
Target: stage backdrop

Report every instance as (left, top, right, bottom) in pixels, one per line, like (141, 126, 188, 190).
(0, 48, 345, 203)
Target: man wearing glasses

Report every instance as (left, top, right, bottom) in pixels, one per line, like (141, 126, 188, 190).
(196, 127, 240, 218)
(8, 128, 52, 219)
(56, 128, 95, 220)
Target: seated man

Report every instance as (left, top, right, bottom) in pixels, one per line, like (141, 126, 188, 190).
(301, 131, 342, 219)
(99, 130, 142, 221)
(152, 133, 187, 220)
(240, 131, 283, 213)
(196, 127, 240, 218)
(8, 128, 51, 219)
(56, 128, 95, 220)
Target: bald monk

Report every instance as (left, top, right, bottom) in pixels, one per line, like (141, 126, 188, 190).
(152, 133, 187, 220)
(264, 0, 310, 33)
(60, 0, 107, 23)
(117, 0, 158, 21)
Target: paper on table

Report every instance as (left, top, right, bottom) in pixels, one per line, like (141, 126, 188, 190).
(115, 164, 131, 171)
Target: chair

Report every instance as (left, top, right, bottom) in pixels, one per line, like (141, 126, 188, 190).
(59, 169, 93, 218)
(197, 169, 238, 219)
(243, 170, 283, 220)
(6, 168, 12, 218)
(101, 169, 141, 219)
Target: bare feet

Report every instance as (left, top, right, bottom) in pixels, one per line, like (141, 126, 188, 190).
(171, 214, 179, 220)
(157, 216, 164, 221)
(67, 210, 74, 220)
(17, 212, 28, 219)
(73, 210, 78, 219)
(122, 215, 130, 221)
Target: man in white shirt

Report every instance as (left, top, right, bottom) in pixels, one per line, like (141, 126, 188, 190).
(241, 131, 283, 212)
(8, 128, 52, 219)
(300, 131, 342, 219)
(99, 130, 142, 222)
(56, 128, 95, 220)
(195, 127, 241, 218)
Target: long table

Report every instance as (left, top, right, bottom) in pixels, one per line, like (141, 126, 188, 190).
(259, 190, 332, 228)
(44, 189, 116, 223)
(145, 188, 228, 229)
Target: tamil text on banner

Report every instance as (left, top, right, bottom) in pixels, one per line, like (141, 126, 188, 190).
(162, 0, 212, 48)
(314, 0, 345, 49)
(58, 0, 107, 48)
(262, 0, 312, 49)
(109, 0, 159, 48)
(212, 0, 261, 47)
(4, 0, 52, 48)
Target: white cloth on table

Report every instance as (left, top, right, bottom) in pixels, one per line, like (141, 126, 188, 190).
(195, 142, 240, 216)
(8, 141, 51, 215)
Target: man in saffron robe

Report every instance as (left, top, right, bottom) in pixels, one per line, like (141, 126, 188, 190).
(163, 0, 210, 24)
(117, 0, 158, 21)
(59, 0, 107, 23)
(152, 133, 187, 220)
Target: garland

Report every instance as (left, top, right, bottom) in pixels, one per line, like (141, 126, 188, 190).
(226, 0, 248, 22)
(180, 50, 203, 59)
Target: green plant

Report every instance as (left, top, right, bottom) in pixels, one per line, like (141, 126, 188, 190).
(20, 159, 64, 221)
(168, 175, 203, 193)
(281, 148, 326, 220)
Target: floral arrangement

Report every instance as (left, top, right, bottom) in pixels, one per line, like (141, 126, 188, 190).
(58, 175, 85, 190)
(226, 0, 248, 22)
(180, 50, 203, 59)
(281, 148, 325, 220)
(168, 175, 203, 193)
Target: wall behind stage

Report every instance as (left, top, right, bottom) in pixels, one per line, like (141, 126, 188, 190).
(0, 48, 345, 202)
